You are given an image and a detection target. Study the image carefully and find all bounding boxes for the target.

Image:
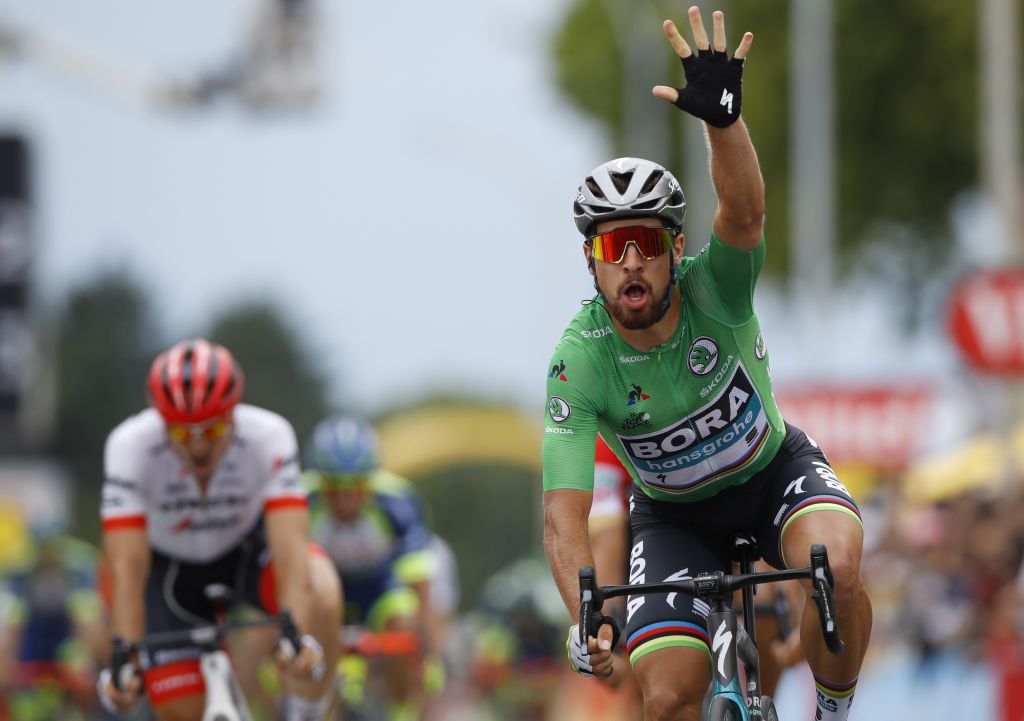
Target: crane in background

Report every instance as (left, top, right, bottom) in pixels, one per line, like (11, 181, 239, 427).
(0, 0, 322, 113)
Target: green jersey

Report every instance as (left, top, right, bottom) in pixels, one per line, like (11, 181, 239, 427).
(542, 232, 785, 502)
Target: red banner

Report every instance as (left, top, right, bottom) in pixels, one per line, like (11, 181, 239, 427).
(774, 386, 933, 469)
(948, 268, 1024, 375)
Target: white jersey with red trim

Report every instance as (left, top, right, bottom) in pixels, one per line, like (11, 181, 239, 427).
(101, 404, 306, 563)
(590, 434, 633, 521)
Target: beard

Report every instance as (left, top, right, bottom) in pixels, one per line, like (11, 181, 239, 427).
(602, 274, 670, 330)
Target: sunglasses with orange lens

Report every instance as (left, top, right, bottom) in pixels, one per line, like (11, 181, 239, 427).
(319, 473, 371, 491)
(589, 226, 674, 264)
(166, 419, 231, 443)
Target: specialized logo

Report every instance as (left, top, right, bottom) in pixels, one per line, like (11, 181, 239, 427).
(712, 620, 733, 681)
(548, 396, 570, 423)
(688, 337, 719, 376)
(754, 330, 766, 360)
(720, 88, 734, 114)
(627, 384, 651, 406)
(663, 568, 691, 609)
(549, 360, 567, 381)
(617, 363, 771, 493)
(621, 411, 651, 430)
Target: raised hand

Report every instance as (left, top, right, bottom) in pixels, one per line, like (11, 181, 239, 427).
(652, 6, 754, 128)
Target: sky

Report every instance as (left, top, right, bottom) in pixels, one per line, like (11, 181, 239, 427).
(0, 0, 994, 456)
(0, 0, 611, 413)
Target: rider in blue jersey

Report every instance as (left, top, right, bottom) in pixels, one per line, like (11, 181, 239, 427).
(305, 416, 437, 720)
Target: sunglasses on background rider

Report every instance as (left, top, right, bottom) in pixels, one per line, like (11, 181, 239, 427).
(318, 473, 371, 491)
(165, 418, 232, 443)
(588, 226, 675, 264)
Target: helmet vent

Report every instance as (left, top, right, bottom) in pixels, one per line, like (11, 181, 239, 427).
(669, 189, 684, 206)
(640, 170, 664, 195)
(609, 170, 633, 195)
(632, 199, 659, 211)
(585, 177, 605, 200)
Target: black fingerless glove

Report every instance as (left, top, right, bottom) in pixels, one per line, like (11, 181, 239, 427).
(672, 48, 744, 128)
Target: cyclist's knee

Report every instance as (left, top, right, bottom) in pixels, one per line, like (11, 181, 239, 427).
(643, 685, 703, 721)
(824, 549, 867, 616)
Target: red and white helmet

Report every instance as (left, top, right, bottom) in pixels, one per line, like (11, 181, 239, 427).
(146, 339, 244, 424)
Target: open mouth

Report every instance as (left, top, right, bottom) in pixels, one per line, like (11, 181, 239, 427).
(621, 281, 650, 310)
(190, 454, 213, 472)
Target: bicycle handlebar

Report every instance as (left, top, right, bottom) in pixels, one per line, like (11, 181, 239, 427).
(110, 609, 302, 691)
(579, 542, 844, 656)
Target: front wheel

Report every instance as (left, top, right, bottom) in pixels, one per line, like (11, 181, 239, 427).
(708, 695, 743, 721)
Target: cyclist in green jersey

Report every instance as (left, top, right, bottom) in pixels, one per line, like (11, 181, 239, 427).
(542, 9, 872, 721)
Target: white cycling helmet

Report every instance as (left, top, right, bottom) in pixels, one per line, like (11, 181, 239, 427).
(573, 157, 686, 238)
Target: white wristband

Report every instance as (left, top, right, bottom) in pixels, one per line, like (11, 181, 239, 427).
(96, 667, 141, 716)
(96, 668, 119, 715)
(301, 634, 325, 681)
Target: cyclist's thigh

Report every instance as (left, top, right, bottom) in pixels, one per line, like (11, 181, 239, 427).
(625, 494, 728, 670)
(367, 584, 419, 633)
(754, 423, 862, 570)
(334, 573, 394, 627)
(633, 645, 712, 714)
(238, 533, 331, 615)
(152, 694, 206, 721)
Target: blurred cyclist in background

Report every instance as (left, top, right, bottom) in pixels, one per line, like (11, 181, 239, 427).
(304, 415, 439, 721)
(98, 338, 342, 721)
(585, 435, 642, 720)
(465, 557, 565, 721)
(0, 529, 106, 721)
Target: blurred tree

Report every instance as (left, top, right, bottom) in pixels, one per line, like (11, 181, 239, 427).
(552, 0, 983, 276)
(413, 463, 540, 611)
(52, 269, 162, 539)
(207, 302, 331, 445)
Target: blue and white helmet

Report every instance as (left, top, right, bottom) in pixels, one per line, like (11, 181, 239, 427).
(305, 416, 380, 475)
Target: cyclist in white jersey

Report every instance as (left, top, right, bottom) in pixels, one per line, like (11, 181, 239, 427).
(98, 338, 342, 721)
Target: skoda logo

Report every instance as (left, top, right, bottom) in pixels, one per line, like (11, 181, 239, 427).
(688, 337, 719, 376)
(754, 331, 766, 360)
(548, 396, 571, 423)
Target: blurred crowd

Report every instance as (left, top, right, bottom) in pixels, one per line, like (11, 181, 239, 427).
(861, 484, 1024, 664)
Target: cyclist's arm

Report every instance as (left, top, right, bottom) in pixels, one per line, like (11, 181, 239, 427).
(101, 426, 151, 644)
(709, 118, 765, 251)
(543, 488, 595, 618)
(0, 592, 22, 687)
(265, 506, 313, 633)
(104, 528, 150, 643)
(261, 416, 313, 632)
